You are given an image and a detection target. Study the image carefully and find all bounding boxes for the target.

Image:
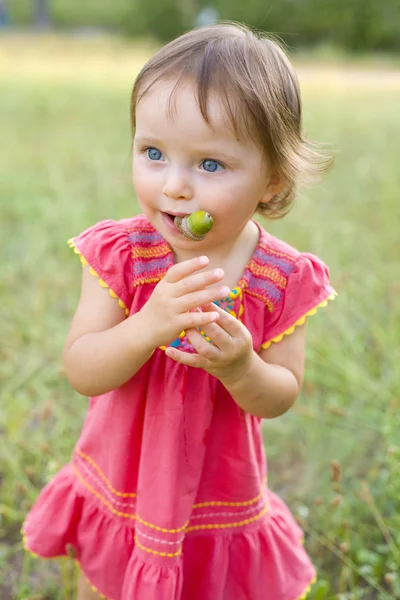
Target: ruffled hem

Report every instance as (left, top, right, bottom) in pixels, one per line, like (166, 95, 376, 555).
(67, 239, 130, 316)
(22, 464, 316, 600)
(261, 291, 337, 350)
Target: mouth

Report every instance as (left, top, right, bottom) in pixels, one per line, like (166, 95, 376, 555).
(162, 211, 189, 222)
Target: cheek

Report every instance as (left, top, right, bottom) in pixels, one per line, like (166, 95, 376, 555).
(132, 163, 159, 202)
(204, 176, 261, 220)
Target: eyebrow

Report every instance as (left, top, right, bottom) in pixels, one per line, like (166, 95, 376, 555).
(133, 136, 163, 146)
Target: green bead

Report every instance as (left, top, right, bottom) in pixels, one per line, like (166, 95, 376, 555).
(186, 211, 214, 236)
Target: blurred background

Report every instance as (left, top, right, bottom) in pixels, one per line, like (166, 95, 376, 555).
(1, 1, 399, 598)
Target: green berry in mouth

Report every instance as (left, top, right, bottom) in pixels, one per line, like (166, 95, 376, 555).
(174, 211, 214, 241)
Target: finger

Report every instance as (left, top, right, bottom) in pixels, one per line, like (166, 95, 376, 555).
(182, 309, 220, 330)
(165, 256, 209, 284)
(196, 320, 232, 351)
(201, 302, 242, 336)
(165, 346, 206, 368)
(174, 268, 225, 298)
(186, 327, 223, 356)
(179, 286, 231, 313)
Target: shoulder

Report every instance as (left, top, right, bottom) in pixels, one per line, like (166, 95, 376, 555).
(68, 215, 174, 311)
(69, 214, 171, 261)
(254, 227, 301, 282)
(242, 223, 335, 315)
(244, 225, 337, 350)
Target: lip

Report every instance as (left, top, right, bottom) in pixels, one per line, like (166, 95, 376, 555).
(161, 211, 184, 235)
(162, 210, 190, 217)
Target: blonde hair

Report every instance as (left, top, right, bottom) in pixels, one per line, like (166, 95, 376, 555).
(130, 22, 332, 219)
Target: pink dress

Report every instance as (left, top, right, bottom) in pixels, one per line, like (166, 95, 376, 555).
(22, 215, 336, 600)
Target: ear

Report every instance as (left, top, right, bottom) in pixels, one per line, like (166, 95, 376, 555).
(261, 173, 286, 204)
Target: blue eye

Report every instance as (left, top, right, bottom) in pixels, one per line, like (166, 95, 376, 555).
(146, 147, 162, 161)
(201, 159, 223, 173)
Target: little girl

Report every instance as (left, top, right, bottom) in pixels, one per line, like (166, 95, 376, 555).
(23, 23, 336, 600)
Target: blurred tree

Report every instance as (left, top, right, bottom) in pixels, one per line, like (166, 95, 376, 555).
(123, 0, 199, 41)
(0, 0, 11, 27)
(34, 0, 51, 28)
(7, 0, 400, 50)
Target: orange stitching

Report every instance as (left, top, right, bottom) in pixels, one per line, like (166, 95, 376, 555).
(133, 275, 167, 287)
(21, 525, 316, 600)
(76, 450, 267, 510)
(76, 449, 137, 498)
(192, 477, 267, 508)
(77, 459, 136, 509)
(74, 465, 189, 533)
(247, 261, 287, 288)
(136, 515, 189, 534)
(187, 504, 268, 531)
(73, 466, 137, 520)
(238, 285, 274, 312)
(190, 499, 264, 520)
(80, 573, 109, 599)
(74, 465, 266, 533)
(135, 535, 182, 557)
(131, 244, 171, 258)
(258, 244, 297, 262)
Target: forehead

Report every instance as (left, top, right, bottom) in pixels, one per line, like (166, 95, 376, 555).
(135, 78, 255, 147)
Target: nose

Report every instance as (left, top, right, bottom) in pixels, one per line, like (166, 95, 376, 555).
(162, 167, 193, 200)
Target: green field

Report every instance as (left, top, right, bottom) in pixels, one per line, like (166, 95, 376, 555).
(1, 34, 399, 599)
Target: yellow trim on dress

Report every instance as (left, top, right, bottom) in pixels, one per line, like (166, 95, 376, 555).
(76, 449, 137, 498)
(186, 505, 268, 532)
(261, 291, 337, 350)
(76, 446, 267, 510)
(134, 535, 182, 558)
(73, 461, 268, 532)
(67, 239, 129, 316)
(192, 478, 266, 508)
(73, 465, 137, 522)
(21, 524, 318, 600)
(298, 576, 317, 600)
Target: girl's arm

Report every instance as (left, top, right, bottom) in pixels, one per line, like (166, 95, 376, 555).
(63, 266, 155, 397)
(220, 324, 306, 419)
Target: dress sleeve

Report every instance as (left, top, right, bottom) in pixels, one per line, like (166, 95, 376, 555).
(261, 252, 336, 350)
(67, 220, 133, 316)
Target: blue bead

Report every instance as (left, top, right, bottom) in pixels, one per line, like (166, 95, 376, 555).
(170, 338, 181, 348)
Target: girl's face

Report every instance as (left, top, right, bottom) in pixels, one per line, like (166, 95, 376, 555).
(132, 79, 280, 254)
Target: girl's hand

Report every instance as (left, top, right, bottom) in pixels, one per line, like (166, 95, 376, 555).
(165, 302, 254, 383)
(139, 257, 231, 349)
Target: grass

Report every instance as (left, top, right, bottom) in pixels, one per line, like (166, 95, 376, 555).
(0, 33, 400, 599)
